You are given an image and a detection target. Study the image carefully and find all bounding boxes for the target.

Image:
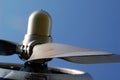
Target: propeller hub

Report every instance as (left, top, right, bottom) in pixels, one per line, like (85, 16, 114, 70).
(23, 10, 52, 46)
(19, 10, 52, 60)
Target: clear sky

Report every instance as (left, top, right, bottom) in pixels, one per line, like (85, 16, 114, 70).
(0, 0, 120, 80)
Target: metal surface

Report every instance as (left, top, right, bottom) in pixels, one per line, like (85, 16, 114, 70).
(0, 67, 92, 80)
(28, 43, 120, 63)
(61, 54, 120, 64)
(27, 10, 51, 36)
(22, 10, 52, 46)
(21, 10, 52, 59)
(0, 62, 23, 70)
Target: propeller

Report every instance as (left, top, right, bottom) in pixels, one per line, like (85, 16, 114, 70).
(0, 10, 118, 80)
(0, 10, 120, 65)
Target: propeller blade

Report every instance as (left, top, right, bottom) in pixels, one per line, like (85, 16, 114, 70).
(61, 54, 120, 64)
(28, 43, 120, 64)
(0, 40, 17, 55)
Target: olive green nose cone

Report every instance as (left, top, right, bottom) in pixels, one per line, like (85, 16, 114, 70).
(27, 10, 52, 36)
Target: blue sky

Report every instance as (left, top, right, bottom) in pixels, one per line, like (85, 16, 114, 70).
(0, 0, 120, 80)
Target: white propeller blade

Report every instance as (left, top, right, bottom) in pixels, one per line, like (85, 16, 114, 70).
(27, 43, 120, 64)
(61, 54, 120, 64)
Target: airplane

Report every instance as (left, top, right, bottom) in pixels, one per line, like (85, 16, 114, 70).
(0, 10, 120, 80)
